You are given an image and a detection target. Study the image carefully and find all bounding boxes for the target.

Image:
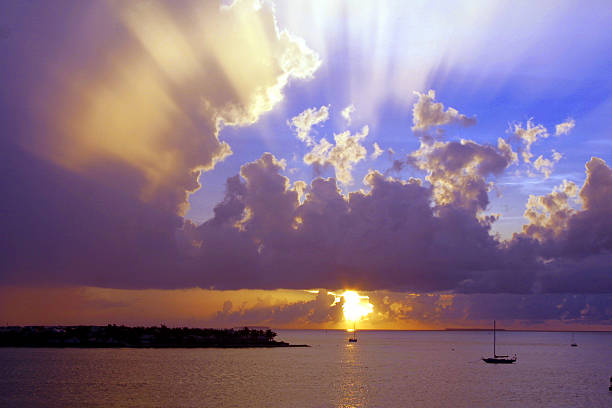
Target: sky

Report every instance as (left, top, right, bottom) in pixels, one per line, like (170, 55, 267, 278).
(1, 0, 611, 330)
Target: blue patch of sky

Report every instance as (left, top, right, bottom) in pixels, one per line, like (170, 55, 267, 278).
(187, 0, 612, 235)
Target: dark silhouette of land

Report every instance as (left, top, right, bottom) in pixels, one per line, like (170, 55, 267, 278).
(0, 325, 308, 348)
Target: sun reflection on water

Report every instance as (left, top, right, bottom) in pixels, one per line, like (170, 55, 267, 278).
(339, 334, 368, 407)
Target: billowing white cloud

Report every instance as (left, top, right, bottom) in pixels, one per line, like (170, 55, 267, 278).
(497, 137, 519, 165)
(510, 119, 549, 164)
(42, 0, 321, 215)
(410, 138, 514, 212)
(411, 90, 476, 132)
(521, 180, 578, 242)
(508, 117, 573, 178)
(555, 118, 576, 136)
(341, 104, 356, 125)
(517, 157, 612, 259)
(371, 142, 384, 159)
(533, 150, 563, 179)
(304, 126, 369, 185)
(288, 105, 330, 146)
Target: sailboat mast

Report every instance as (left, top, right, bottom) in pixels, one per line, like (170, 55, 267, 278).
(493, 320, 496, 356)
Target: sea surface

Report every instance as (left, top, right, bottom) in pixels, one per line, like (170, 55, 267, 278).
(1, 330, 611, 407)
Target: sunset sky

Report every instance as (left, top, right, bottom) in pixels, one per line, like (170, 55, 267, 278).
(1, 0, 611, 330)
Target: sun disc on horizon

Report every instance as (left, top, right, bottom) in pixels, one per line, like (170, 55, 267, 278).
(341, 290, 373, 323)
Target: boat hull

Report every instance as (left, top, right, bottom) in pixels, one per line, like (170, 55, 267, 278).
(482, 357, 516, 364)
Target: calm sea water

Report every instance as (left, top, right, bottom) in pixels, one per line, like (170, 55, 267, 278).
(1, 330, 611, 407)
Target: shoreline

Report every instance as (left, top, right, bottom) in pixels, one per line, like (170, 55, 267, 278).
(0, 344, 310, 349)
(0, 325, 309, 348)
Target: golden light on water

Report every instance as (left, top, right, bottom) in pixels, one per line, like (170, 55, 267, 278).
(341, 290, 373, 323)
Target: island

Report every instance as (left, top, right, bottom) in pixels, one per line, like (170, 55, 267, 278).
(0, 325, 309, 348)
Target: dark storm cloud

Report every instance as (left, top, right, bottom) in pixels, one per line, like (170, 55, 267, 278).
(558, 157, 612, 258)
(0, 144, 183, 288)
(182, 152, 509, 291)
(4, 141, 612, 294)
(508, 157, 612, 294)
(177, 149, 611, 294)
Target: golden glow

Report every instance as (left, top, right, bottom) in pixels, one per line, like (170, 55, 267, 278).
(341, 290, 373, 322)
(120, 2, 202, 85)
(35, 0, 319, 215)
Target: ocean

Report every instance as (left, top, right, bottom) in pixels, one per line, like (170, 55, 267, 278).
(1, 330, 610, 407)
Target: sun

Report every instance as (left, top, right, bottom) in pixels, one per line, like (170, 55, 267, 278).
(341, 290, 373, 323)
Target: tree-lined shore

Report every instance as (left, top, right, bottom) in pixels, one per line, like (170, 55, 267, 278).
(0, 325, 308, 348)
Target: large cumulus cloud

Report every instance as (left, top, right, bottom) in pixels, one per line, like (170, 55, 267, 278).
(1, 0, 319, 287)
(178, 145, 612, 294)
(510, 157, 612, 293)
(4, 147, 612, 293)
(46, 0, 319, 214)
(181, 150, 512, 291)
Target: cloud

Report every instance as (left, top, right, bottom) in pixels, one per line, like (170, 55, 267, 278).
(368, 291, 611, 327)
(554, 157, 612, 259)
(371, 142, 384, 159)
(518, 157, 612, 254)
(209, 290, 344, 327)
(533, 150, 563, 178)
(510, 119, 549, 164)
(4, 142, 612, 295)
(410, 139, 515, 212)
(411, 90, 477, 132)
(341, 104, 356, 125)
(555, 118, 576, 136)
(185, 153, 507, 292)
(0, 0, 319, 287)
(509, 117, 571, 177)
(508, 157, 612, 293)
(497, 137, 519, 165)
(207, 289, 611, 328)
(303, 126, 369, 185)
(2, 286, 609, 328)
(183, 151, 612, 295)
(289, 104, 370, 185)
(521, 180, 578, 242)
(288, 105, 330, 146)
(20, 0, 320, 215)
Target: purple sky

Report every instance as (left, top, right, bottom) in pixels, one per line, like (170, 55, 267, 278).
(1, 0, 611, 329)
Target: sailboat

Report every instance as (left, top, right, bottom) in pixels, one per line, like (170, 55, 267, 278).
(570, 332, 578, 347)
(348, 321, 357, 342)
(482, 320, 517, 364)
